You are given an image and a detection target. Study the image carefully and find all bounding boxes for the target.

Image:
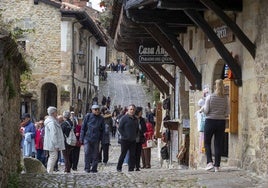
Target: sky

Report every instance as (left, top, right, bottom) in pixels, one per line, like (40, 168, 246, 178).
(90, 0, 103, 12)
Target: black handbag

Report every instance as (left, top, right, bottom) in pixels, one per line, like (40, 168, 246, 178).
(161, 145, 169, 160)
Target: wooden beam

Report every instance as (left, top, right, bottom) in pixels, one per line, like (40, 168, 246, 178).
(126, 50, 170, 94)
(151, 64, 175, 87)
(184, 9, 242, 86)
(156, 23, 202, 90)
(157, 0, 242, 11)
(200, 0, 255, 58)
(157, 0, 206, 10)
(144, 24, 201, 90)
(141, 64, 170, 94)
(127, 9, 194, 26)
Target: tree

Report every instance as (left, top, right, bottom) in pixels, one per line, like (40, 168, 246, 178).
(99, 0, 113, 31)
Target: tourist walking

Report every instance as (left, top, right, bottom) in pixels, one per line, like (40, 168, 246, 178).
(61, 111, 74, 173)
(134, 107, 147, 171)
(80, 104, 105, 173)
(141, 120, 154, 168)
(116, 104, 139, 172)
(70, 116, 82, 171)
(20, 113, 36, 158)
(35, 120, 45, 165)
(200, 79, 229, 172)
(43, 106, 65, 173)
(111, 111, 118, 138)
(106, 96, 111, 110)
(101, 95, 107, 106)
(99, 109, 112, 164)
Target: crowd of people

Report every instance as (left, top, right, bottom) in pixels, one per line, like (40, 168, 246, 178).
(19, 99, 157, 174)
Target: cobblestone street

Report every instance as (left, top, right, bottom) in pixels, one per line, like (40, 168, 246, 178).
(17, 72, 268, 187)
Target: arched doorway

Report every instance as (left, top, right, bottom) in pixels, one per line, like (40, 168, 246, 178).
(41, 83, 57, 117)
(212, 59, 225, 87)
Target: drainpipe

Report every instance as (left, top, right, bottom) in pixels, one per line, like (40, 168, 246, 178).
(86, 34, 93, 112)
(71, 20, 79, 108)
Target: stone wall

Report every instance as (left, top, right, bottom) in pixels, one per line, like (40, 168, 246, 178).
(187, 0, 268, 175)
(0, 36, 24, 187)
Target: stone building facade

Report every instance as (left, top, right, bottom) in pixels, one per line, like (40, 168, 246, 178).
(185, 0, 268, 174)
(0, 0, 107, 120)
(110, 0, 268, 175)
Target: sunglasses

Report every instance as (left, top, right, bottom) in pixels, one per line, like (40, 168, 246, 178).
(93, 108, 100, 111)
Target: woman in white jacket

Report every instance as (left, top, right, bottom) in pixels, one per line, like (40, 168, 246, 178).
(44, 106, 65, 173)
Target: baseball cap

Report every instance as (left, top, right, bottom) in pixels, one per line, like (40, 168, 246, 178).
(91, 104, 99, 109)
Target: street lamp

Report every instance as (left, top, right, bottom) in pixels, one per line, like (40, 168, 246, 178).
(71, 50, 85, 107)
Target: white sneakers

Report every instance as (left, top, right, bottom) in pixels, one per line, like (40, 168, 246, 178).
(205, 162, 220, 172)
(205, 162, 214, 171)
(214, 167, 219, 172)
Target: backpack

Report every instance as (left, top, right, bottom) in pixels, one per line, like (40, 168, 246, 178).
(65, 121, 77, 146)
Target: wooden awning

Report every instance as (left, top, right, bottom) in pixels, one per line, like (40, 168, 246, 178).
(110, 0, 253, 87)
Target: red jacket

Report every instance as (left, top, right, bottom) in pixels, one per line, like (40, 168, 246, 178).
(35, 128, 44, 150)
(142, 122, 154, 148)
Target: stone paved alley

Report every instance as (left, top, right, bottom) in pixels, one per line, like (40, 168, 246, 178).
(17, 72, 268, 188)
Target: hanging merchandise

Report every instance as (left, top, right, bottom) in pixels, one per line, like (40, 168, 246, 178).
(224, 64, 229, 78)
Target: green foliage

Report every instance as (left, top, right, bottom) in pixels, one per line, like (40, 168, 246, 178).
(153, 89, 160, 103)
(99, 0, 113, 30)
(7, 173, 19, 188)
(61, 89, 70, 98)
(20, 70, 32, 93)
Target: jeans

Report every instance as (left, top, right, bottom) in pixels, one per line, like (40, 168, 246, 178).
(99, 143, 110, 163)
(62, 145, 73, 172)
(36, 149, 46, 166)
(204, 119, 226, 167)
(117, 140, 136, 171)
(47, 150, 58, 173)
(124, 151, 129, 164)
(84, 141, 100, 172)
(70, 146, 80, 170)
(135, 142, 142, 169)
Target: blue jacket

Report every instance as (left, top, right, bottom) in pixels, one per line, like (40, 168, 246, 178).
(24, 121, 36, 138)
(80, 113, 105, 143)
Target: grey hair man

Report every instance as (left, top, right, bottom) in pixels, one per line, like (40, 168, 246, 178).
(43, 106, 65, 173)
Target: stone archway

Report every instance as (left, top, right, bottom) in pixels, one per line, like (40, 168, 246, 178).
(41, 83, 57, 117)
(212, 59, 225, 91)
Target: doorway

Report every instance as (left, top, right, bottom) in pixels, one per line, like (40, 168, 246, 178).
(41, 83, 57, 117)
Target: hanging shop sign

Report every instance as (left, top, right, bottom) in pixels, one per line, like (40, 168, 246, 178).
(205, 15, 235, 48)
(138, 44, 174, 64)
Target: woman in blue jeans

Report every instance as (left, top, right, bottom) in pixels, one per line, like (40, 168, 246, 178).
(200, 79, 229, 172)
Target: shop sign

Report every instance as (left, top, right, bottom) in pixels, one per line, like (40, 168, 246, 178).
(138, 44, 174, 64)
(205, 17, 235, 48)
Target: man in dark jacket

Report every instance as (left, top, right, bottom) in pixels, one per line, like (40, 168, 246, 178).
(98, 108, 113, 164)
(116, 104, 139, 172)
(80, 104, 105, 173)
